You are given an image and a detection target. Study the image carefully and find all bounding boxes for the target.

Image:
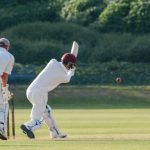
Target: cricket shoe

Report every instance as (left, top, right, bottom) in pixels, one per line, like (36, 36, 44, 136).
(0, 129, 7, 140)
(20, 124, 35, 139)
(51, 127, 67, 139)
(52, 133, 67, 139)
(20, 119, 42, 139)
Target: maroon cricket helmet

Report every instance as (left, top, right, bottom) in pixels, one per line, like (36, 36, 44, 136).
(61, 53, 76, 64)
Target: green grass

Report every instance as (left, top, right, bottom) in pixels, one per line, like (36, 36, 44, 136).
(11, 85, 150, 109)
(2, 85, 150, 149)
(1, 108, 150, 150)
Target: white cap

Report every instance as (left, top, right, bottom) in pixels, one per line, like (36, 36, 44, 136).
(0, 38, 10, 47)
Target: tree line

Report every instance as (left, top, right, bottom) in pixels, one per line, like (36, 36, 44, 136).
(0, 0, 149, 34)
(0, 0, 149, 85)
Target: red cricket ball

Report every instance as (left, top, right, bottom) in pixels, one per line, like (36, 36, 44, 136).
(115, 77, 122, 84)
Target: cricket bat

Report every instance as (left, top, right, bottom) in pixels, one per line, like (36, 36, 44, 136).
(71, 41, 79, 57)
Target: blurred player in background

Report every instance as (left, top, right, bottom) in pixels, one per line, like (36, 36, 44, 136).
(0, 38, 14, 140)
(20, 41, 79, 139)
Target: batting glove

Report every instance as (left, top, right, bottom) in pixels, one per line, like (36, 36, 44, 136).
(2, 84, 13, 102)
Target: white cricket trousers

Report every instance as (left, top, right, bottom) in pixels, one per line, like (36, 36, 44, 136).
(0, 78, 9, 131)
(0, 79, 4, 104)
(26, 89, 48, 121)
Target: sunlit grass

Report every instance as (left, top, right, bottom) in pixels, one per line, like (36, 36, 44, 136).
(1, 108, 150, 150)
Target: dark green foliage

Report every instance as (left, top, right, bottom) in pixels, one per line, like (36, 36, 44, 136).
(0, 0, 150, 33)
(0, 0, 62, 31)
(48, 0, 67, 20)
(0, 0, 45, 6)
(127, 0, 150, 33)
(99, 0, 150, 33)
(72, 61, 150, 85)
(99, 0, 130, 32)
(12, 61, 150, 85)
(128, 36, 150, 63)
(0, 0, 149, 85)
(0, 22, 100, 64)
(61, 0, 106, 25)
(1, 22, 150, 64)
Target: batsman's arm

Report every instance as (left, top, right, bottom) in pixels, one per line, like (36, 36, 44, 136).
(1, 72, 8, 87)
(1, 73, 13, 102)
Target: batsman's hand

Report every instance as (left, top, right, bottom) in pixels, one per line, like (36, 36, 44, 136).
(2, 84, 13, 102)
(68, 67, 76, 76)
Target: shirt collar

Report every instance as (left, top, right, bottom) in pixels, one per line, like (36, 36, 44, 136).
(59, 62, 68, 74)
(0, 47, 6, 52)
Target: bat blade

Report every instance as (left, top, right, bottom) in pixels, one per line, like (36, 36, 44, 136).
(71, 41, 79, 57)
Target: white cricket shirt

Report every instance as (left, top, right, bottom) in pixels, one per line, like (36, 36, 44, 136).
(27, 59, 74, 92)
(0, 47, 14, 76)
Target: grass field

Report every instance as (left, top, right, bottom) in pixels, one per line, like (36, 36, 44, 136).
(1, 85, 150, 150)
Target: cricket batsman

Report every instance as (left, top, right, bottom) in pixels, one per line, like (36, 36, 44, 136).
(0, 38, 14, 140)
(20, 41, 79, 139)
